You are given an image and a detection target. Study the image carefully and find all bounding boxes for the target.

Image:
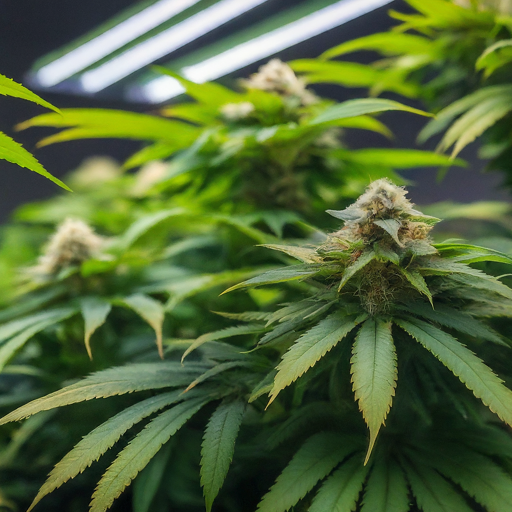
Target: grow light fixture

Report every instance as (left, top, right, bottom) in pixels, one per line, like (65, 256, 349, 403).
(80, 0, 269, 93)
(141, 0, 393, 103)
(34, 0, 201, 88)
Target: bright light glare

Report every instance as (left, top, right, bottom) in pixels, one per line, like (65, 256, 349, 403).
(143, 0, 393, 104)
(35, 0, 200, 88)
(81, 0, 269, 93)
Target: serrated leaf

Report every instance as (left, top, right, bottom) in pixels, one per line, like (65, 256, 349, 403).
(361, 456, 409, 512)
(476, 39, 512, 77)
(395, 317, 512, 427)
(403, 458, 473, 512)
(121, 294, 165, 358)
(399, 268, 433, 305)
(351, 318, 397, 464)
(0, 132, 71, 191)
(309, 455, 368, 512)
(181, 324, 264, 362)
(418, 447, 512, 512)
(373, 243, 399, 265)
(0, 307, 76, 372)
(405, 303, 506, 346)
(374, 219, 402, 247)
(89, 396, 210, 512)
(132, 442, 171, 512)
(201, 398, 246, 512)
(311, 99, 432, 126)
(0, 362, 208, 424)
(27, 390, 187, 512)
(248, 370, 276, 403)
(184, 361, 252, 393)
(256, 432, 359, 512)
(0, 74, 59, 112)
(222, 265, 322, 295)
(80, 298, 111, 360)
(268, 312, 364, 406)
(339, 250, 376, 291)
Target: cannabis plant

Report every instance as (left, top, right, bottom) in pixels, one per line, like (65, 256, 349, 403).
(3, 179, 512, 512)
(293, 0, 512, 187)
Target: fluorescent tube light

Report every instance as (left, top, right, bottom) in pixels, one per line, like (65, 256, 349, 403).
(142, 0, 393, 103)
(81, 0, 269, 93)
(35, 0, 200, 88)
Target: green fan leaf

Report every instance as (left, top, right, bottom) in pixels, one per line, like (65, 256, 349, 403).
(0, 307, 77, 372)
(311, 99, 432, 126)
(320, 32, 434, 59)
(184, 361, 253, 393)
(89, 396, 210, 512)
(0, 362, 208, 424)
(201, 398, 246, 512)
(405, 303, 506, 346)
(309, 455, 368, 512)
(476, 39, 512, 77)
(0, 74, 60, 112)
(182, 324, 264, 362)
(351, 318, 397, 464)
(222, 264, 322, 294)
(268, 312, 364, 406)
(361, 456, 409, 512)
(121, 294, 165, 358)
(256, 432, 360, 512)
(80, 298, 112, 360)
(0, 132, 71, 191)
(27, 390, 189, 512)
(420, 448, 512, 511)
(260, 244, 320, 263)
(395, 317, 512, 427)
(402, 458, 473, 512)
(339, 250, 376, 290)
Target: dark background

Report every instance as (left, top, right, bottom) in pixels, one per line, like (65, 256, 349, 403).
(0, 0, 509, 223)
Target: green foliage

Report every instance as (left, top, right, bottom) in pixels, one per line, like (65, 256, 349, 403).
(0, 73, 69, 190)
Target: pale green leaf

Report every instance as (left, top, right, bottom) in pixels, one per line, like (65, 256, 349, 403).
(395, 317, 512, 427)
(222, 265, 322, 295)
(201, 398, 246, 512)
(89, 396, 210, 512)
(339, 250, 376, 290)
(309, 455, 368, 512)
(476, 39, 512, 77)
(311, 99, 432, 126)
(181, 324, 263, 362)
(268, 313, 364, 405)
(260, 244, 320, 263)
(0, 362, 208, 424)
(121, 294, 165, 358)
(0, 132, 71, 191)
(0, 74, 59, 112)
(351, 318, 397, 464)
(0, 307, 76, 372)
(361, 457, 409, 512)
(256, 432, 359, 512)
(374, 219, 402, 246)
(80, 298, 111, 360)
(27, 390, 187, 512)
(320, 32, 433, 59)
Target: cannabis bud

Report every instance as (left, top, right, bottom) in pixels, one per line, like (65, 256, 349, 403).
(220, 101, 255, 121)
(241, 59, 318, 106)
(32, 218, 103, 276)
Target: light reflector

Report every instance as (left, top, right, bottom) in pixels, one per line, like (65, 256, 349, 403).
(35, 0, 201, 88)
